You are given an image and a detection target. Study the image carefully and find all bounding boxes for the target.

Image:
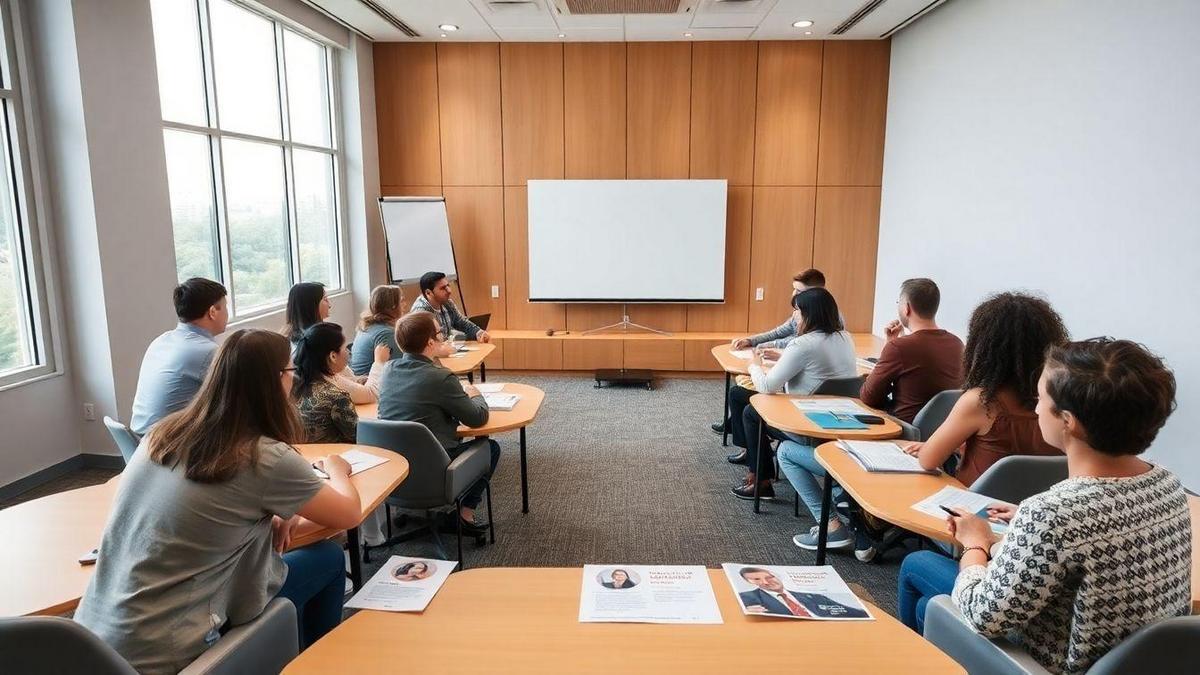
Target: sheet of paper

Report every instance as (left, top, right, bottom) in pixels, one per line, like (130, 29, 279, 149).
(474, 383, 505, 393)
(443, 352, 468, 359)
(579, 565, 723, 624)
(340, 449, 389, 476)
(483, 393, 520, 411)
(730, 349, 754, 360)
(722, 564, 873, 621)
(912, 486, 1012, 535)
(791, 398, 869, 415)
(344, 556, 457, 612)
(837, 440, 936, 474)
(856, 358, 877, 372)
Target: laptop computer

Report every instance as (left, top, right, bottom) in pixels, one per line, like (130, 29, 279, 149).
(468, 313, 491, 331)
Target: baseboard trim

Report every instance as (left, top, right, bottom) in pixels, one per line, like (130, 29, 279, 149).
(81, 453, 125, 470)
(0, 453, 124, 503)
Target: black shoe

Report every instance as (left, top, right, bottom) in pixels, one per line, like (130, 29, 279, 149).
(726, 450, 747, 464)
(438, 515, 486, 537)
(711, 421, 726, 435)
(731, 481, 775, 500)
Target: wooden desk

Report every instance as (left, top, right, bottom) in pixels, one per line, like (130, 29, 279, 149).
(440, 341, 495, 382)
(0, 444, 407, 617)
(357, 383, 545, 514)
(283, 568, 964, 674)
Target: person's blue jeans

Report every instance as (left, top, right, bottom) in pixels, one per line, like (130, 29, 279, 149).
(277, 540, 345, 649)
(777, 440, 844, 522)
(897, 550, 959, 633)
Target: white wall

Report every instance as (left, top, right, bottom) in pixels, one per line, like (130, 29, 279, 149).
(875, 0, 1200, 488)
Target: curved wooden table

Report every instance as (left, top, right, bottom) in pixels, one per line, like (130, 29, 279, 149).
(357, 383, 545, 513)
(0, 444, 407, 617)
(283, 568, 963, 674)
(438, 341, 495, 382)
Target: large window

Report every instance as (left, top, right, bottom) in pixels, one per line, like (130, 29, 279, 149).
(151, 0, 342, 317)
(0, 0, 54, 386)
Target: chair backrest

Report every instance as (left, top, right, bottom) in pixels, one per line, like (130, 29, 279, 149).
(912, 390, 963, 441)
(812, 375, 865, 398)
(0, 616, 138, 675)
(1087, 615, 1200, 675)
(103, 416, 140, 465)
(970, 455, 1069, 504)
(357, 418, 452, 509)
(178, 598, 298, 675)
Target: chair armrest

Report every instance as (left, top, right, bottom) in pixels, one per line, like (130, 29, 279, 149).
(445, 439, 491, 501)
(179, 598, 298, 675)
(923, 595, 1051, 675)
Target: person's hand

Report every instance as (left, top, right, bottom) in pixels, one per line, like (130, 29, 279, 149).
(477, 330, 490, 344)
(463, 384, 481, 398)
(947, 508, 997, 549)
(271, 515, 300, 553)
(316, 454, 351, 479)
(901, 441, 923, 456)
(986, 503, 1018, 524)
(745, 604, 768, 614)
(731, 338, 751, 350)
(436, 341, 456, 358)
(885, 320, 903, 341)
(373, 344, 391, 364)
(758, 348, 782, 362)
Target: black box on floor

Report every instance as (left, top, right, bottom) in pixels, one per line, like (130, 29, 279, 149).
(594, 369, 653, 390)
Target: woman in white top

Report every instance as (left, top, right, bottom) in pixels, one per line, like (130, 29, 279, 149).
(731, 288, 857, 500)
(283, 282, 380, 404)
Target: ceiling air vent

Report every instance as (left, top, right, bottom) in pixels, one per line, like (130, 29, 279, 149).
(831, 0, 888, 35)
(563, 0, 683, 14)
(486, 0, 544, 14)
(358, 0, 420, 37)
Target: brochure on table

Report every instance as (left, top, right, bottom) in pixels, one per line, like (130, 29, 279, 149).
(345, 556, 457, 612)
(721, 564, 873, 621)
(579, 565, 723, 624)
(311, 448, 388, 479)
(912, 486, 1014, 535)
(791, 398, 870, 415)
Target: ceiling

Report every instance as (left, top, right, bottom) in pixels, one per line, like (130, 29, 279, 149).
(304, 0, 949, 42)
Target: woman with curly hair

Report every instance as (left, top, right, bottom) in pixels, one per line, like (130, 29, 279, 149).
(902, 291, 1069, 486)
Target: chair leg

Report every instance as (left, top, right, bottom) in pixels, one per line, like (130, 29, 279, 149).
(794, 491, 800, 518)
(485, 480, 495, 544)
(456, 498, 465, 570)
(386, 503, 393, 539)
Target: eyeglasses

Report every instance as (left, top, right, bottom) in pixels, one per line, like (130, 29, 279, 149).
(281, 366, 297, 374)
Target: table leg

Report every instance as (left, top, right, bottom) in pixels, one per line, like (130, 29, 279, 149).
(480, 362, 487, 383)
(347, 527, 363, 590)
(520, 426, 529, 514)
(816, 475, 834, 566)
(722, 372, 731, 447)
(753, 417, 765, 514)
(467, 372, 474, 384)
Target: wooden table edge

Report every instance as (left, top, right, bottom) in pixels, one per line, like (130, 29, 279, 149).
(749, 394, 903, 440)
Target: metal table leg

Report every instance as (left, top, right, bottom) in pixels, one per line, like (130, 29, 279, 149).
(753, 416, 766, 514)
(816, 475, 834, 566)
(519, 427, 529, 514)
(722, 372, 731, 447)
(467, 372, 474, 384)
(347, 526, 363, 590)
(480, 362, 487, 383)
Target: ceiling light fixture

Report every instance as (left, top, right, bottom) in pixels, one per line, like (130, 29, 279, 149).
(439, 23, 459, 32)
(684, 32, 693, 37)
(792, 20, 813, 28)
(440, 33, 447, 38)
(804, 31, 812, 35)
(558, 33, 565, 38)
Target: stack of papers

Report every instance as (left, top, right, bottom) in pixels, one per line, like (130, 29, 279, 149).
(731, 348, 754, 360)
(838, 440, 938, 474)
(912, 486, 1013, 535)
(483, 393, 521, 411)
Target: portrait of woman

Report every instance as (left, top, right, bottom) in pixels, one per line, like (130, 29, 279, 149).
(392, 561, 435, 582)
(600, 568, 637, 589)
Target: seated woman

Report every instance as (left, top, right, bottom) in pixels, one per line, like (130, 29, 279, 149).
(897, 338, 1191, 674)
(729, 288, 857, 501)
(282, 282, 379, 404)
(75, 329, 364, 674)
(902, 292, 1068, 485)
(350, 284, 404, 376)
(295, 322, 388, 443)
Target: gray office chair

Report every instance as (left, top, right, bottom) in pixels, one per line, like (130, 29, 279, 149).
(912, 389, 963, 441)
(103, 416, 140, 465)
(812, 375, 865, 398)
(357, 418, 494, 568)
(0, 598, 297, 675)
(969, 454, 1069, 505)
(924, 595, 1200, 675)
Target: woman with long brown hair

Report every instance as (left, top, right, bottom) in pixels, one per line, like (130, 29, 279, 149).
(349, 284, 404, 376)
(76, 329, 362, 674)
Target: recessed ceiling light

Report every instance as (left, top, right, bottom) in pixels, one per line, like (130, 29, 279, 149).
(684, 32, 693, 37)
(439, 24, 459, 32)
(558, 33, 565, 38)
(804, 31, 812, 35)
(440, 33, 447, 38)
(792, 20, 813, 28)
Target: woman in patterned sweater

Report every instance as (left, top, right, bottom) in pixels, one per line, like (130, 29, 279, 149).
(294, 322, 387, 443)
(898, 338, 1192, 674)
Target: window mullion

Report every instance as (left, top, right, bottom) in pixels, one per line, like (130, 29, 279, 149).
(275, 24, 300, 286)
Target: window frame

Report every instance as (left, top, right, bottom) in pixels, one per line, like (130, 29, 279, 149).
(0, 0, 58, 390)
(160, 0, 346, 320)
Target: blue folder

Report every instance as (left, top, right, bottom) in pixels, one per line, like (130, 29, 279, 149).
(804, 412, 868, 430)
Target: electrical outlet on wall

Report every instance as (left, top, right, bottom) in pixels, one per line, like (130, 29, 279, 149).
(755, 287, 764, 301)
(83, 403, 96, 421)
(491, 285, 500, 298)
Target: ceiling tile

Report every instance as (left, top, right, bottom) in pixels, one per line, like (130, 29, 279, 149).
(377, 0, 500, 40)
(467, 0, 559, 29)
(494, 26, 625, 41)
(749, 0, 849, 40)
(306, 0, 411, 40)
(691, 0, 775, 29)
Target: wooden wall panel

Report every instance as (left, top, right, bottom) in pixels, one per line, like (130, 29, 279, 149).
(442, 187, 507, 328)
(501, 43, 564, 186)
(565, 304, 622, 332)
(628, 305, 687, 333)
(501, 338, 562, 370)
(813, 187, 881, 333)
(374, 44, 441, 187)
(626, 43, 691, 179)
(816, 41, 890, 186)
(437, 44, 503, 186)
(504, 187, 566, 330)
(564, 43, 626, 179)
(686, 186, 752, 332)
(563, 340, 623, 370)
(683, 340, 726, 372)
(690, 42, 757, 185)
(747, 187, 816, 332)
(483, 339, 503, 370)
(754, 42, 822, 186)
(623, 340, 684, 370)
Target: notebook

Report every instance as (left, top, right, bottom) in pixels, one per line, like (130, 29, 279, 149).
(483, 393, 521, 411)
(805, 412, 868, 430)
(838, 440, 939, 474)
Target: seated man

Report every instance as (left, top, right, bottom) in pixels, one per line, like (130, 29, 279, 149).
(737, 567, 868, 619)
(129, 278, 229, 436)
(377, 312, 500, 534)
(859, 278, 964, 423)
(408, 271, 491, 344)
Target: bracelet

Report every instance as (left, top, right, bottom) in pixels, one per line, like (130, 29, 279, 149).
(961, 545, 991, 561)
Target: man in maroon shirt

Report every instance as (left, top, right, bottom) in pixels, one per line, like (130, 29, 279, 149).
(860, 278, 964, 423)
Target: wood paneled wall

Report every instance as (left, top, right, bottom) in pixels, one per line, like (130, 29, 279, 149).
(374, 40, 890, 343)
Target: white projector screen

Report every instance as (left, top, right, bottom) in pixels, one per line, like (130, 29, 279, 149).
(527, 180, 727, 303)
(379, 197, 458, 285)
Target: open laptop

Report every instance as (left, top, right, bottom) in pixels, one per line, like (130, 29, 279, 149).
(468, 313, 491, 331)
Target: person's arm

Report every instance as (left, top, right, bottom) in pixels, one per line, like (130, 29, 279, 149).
(859, 340, 902, 410)
(333, 368, 377, 404)
(747, 317, 796, 347)
(297, 454, 362, 530)
(905, 388, 988, 471)
(329, 391, 358, 444)
(261, 445, 360, 531)
(750, 341, 807, 393)
(439, 372, 490, 428)
(448, 302, 482, 341)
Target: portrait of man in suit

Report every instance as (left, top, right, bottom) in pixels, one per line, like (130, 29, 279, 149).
(737, 567, 868, 619)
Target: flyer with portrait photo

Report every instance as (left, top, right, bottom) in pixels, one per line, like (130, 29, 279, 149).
(578, 565, 723, 624)
(344, 556, 456, 612)
(721, 564, 873, 621)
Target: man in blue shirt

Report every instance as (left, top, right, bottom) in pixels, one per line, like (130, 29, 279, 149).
(130, 278, 229, 435)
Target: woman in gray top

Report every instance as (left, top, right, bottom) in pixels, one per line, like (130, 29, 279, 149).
(75, 329, 364, 674)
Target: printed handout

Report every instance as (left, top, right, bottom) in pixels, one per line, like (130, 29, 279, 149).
(311, 449, 388, 479)
(791, 398, 870, 415)
(344, 556, 456, 612)
(579, 565, 723, 624)
(912, 486, 1014, 535)
(722, 564, 873, 621)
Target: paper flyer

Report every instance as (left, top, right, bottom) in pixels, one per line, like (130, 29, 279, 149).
(721, 564, 873, 620)
(579, 565, 723, 624)
(911, 486, 1013, 535)
(344, 556, 457, 612)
